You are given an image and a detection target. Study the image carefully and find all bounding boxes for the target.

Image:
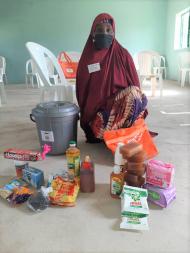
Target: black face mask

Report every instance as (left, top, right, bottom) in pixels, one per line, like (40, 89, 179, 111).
(94, 34, 113, 50)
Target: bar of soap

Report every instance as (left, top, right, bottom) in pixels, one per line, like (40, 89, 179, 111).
(125, 173, 139, 183)
(125, 173, 145, 187)
(144, 183, 176, 208)
(127, 150, 146, 162)
(127, 162, 145, 175)
(120, 143, 143, 159)
(146, 159, 174, 188)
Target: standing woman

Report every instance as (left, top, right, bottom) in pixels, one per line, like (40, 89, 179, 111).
(76, 13, 148, 143)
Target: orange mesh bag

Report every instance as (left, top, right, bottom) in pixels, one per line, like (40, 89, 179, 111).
(58, 52, 78, 79)
(103, 118, 158, 160)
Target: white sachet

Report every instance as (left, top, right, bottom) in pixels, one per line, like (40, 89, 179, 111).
(121, 185, 149, 216)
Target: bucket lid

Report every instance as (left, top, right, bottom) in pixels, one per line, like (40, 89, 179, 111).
(32, 101, 79, 117)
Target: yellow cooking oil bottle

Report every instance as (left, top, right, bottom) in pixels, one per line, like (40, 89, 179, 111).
(66, 141, 80, 177)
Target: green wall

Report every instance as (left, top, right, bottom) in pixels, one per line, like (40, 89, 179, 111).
(165, 0, 190, 80)
(0, 0, 168, 84)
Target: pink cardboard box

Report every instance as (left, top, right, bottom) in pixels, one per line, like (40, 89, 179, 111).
(146, 159, 174, 188)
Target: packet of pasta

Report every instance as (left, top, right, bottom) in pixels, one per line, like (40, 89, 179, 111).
(49, 176, 79, 207)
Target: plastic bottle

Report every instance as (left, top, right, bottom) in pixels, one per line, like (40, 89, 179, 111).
(66, 141, 80, 177)
(80, 156, 95, 193)
(110, 165, 124, 198)
(114, 142, 125, 166)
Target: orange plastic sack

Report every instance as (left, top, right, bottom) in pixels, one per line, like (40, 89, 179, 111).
(103, 118, 158, 160)
(58, 52, 78, 79)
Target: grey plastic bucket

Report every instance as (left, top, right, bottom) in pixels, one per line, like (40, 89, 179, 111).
(30, 101, 79, 155)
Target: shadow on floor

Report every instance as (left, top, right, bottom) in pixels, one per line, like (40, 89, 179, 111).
(78, 140, 113, 166)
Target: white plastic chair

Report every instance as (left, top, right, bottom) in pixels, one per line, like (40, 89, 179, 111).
(0, 56, 8, 84)
(0, 67, 3, 84)
(26, 42, 76, 103)
(45, 57, 59, 85)
(26, 58, 58, 88)
(134, 51, 163, 97)
(0, 82, 7, 106)
(153, 55, 167, 79)
(25, 59, 40, 88)
(0, 69, 7, 106)
(178, 51, 190, 87)
(0, 57, 7, 106)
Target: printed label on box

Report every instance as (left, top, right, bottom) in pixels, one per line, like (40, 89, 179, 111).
(41, 131, 54, 142)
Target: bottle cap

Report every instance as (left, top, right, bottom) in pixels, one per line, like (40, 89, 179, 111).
(69, 140, 76, 147)
(114, 142, 125, 166)
(84, 155, 91, 162)
(113, 165, 121, 174)
(83, 155, 91, 169)
(14, 160, 28, 166)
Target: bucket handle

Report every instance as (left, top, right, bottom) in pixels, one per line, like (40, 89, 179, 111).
(30, 114, 36, 122)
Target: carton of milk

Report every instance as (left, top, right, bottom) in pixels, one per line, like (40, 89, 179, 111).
(146, 159, 174, 189)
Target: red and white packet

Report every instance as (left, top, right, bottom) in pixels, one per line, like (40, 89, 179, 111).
(4, 145, 51, 162)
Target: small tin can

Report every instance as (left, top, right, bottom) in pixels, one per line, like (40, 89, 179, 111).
(14, 161, 28, 178)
